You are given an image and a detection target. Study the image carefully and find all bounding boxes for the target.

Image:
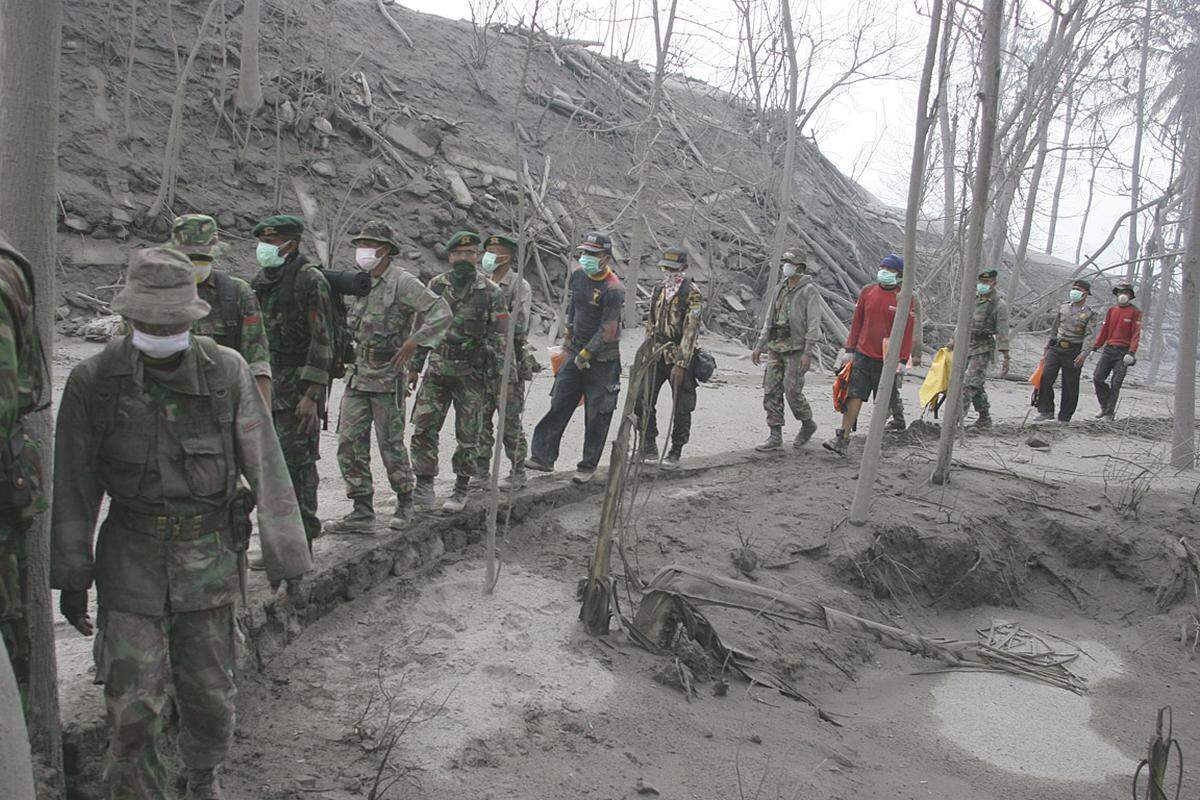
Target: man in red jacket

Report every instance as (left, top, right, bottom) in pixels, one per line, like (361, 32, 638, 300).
(823, 254, 917, 456)
(1091, 280, 1142, 420)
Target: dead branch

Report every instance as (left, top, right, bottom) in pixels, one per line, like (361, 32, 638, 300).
(375, 0, 414, 48)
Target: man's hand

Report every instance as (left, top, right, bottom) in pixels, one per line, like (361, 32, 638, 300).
(270, 576, 308, 610)
(391, 339, 419, 370)
(296, 392, 321, 434)
(751, 348, 763, 366)
(1073, 353, 1086, 368)
(60, 590, 93, 636)
(670, 365, 687, 387)
(1001, 352, 1011, 377)
(1123, 353, 1137, 367)
(574, 353, 591, 370)
(408, 367, 421, 390)
(799, 354, 812, 374)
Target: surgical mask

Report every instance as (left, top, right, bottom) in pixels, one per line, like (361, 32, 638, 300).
(781, 263, 797, 279)
(1069, 289, 1084, 303)
(355, 247, 381, 272)
(480, 252, 499, 274)
(976, 283, 991, 295)
(256, 242, 285, 268)
(877, 269, 898, 287)
(1117, 293, 1131, 306)
(579, 254, 603, 276)
(191, 258, 213, 284)
(131, 328, 191, 359)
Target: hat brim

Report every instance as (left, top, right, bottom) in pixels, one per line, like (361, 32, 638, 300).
(177, 244, 217, 257)
(352, 237, 400, 253)
(111, 295, 211, 325)
(657, 259, 686, 269)
(578, 244, 608, 254)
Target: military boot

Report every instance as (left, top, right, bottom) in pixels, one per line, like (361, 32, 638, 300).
(333, 497, 374, 533)
(821, 429, 849, 456)
(793, 419, 818, 448)
(469, 458, 492, 490)
(442, 476, 470, 513)
(661, 444, 683, 470)
(972, 412, 993, 429)
(886, 414, 907, 432)
(499, 464, 527, 492)
(390, 495, 414, 530)
(640, 440, 660, 464)
(185, 768, 223, 800)
(755, 426, 783, 452)
(413, 476, 436, 511)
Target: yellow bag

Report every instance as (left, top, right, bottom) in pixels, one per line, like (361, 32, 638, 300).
(919, 347, 953, 411)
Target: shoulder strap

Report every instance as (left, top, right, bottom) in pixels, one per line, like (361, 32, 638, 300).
(212, 272, 243, 352)
(195, 336, 240, 499)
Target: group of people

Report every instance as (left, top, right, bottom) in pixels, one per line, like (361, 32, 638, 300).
(0, 213, 1143, 799)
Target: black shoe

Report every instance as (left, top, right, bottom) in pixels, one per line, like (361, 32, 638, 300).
(973, 413, 992, 429)
(661, 445, 682, 470)
(885, 417, 906, 431)
(640, 442, 660, 463)
(524, 456, 554, 473)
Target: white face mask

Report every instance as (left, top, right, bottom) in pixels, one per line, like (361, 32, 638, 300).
(355, 247, 382, 272)
(131, 329, 191, 359)
(1117, 293, 1131, 306)
(781, 263, 797, 279)
(192, 259, 213, 285)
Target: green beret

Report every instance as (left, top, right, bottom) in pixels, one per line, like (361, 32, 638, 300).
(445, 230, 482, 250)
(252, 214, 305, 239)
(484, 233, 519, 252)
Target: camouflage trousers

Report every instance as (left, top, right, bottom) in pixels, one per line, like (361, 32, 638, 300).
(0, 522, 30, 709)
(889, 371, 907, 421)
(273, 405, 321, 543)
(337, 388, 413, 500)
(410, 371, 486, 478)
(95, 605, 237, 799)
(962, 351, 994, 414)
(477, 377, 528, 470)
(763, 350, 812, 426)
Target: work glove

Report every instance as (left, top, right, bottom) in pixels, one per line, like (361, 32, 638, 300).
(574, 353, 592, 370)
(835, 351, 853, 370)
(1123, 353, 1136, 367)
(60, 589, 94, 636)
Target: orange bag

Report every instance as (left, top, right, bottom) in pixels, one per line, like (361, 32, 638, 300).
(549, 346, 584, 407)
(833, 359, 853, 413)
(1029, 357, 1045, 387)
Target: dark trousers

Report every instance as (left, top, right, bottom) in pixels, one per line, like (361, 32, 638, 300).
(1037, 343, 1083, 421)
(635, 358, 698, 449)
(530, 358, 621, 471)
(1093, 345, 1129, 416)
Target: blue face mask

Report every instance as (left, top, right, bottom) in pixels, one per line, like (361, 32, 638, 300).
(977, 283, 991, 295)
(579, 254, 603, 276)
(480, 252, 498, 274)
(877, 268, 898, 287)
(1069, 289, 1084, 303)
(256, 242, 285, 268)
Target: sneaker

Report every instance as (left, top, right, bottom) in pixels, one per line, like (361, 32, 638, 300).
(661, 445, 682, 470)
(389, 498, 414, 530)
(331, 497, 374, 533)
(885, 417, 906, 432)
(1097, 412, 1115, 422)
(972, 413, 992, 429)
(821, 430, 848, 457)
(499, 466, 527, 491)
(572, 468, 596, 484)
(755, 426, 783, 452)
(1032, 412, 1055, 424)
(1093, 409, 1109, 419)
(793, 419, 818, 448)
(412, 477, 436, 511)
(442, 476, 470, 513)
(640, 442, 660, 463)
(524, 456, 554, 473)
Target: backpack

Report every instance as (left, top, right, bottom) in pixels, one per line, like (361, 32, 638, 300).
(210, 271, 244, 352)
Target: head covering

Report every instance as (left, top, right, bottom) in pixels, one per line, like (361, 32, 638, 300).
(171, 214, 223, 258)
(351, 219, 401, 254)
(657, 246, 688, 270)
(781, 250, 806, 267)
(978, 267, 999, 279)
(578, 231, 612, 254)
(879, 253, 904, 273)
(445, 230, 482, 251)
(252, 214, 305, 239)
(1072, 278, 1091, 292)
(484, 233, 519, 253)
(1112, 281, 1135, 299)
(110, 247, 212, 324)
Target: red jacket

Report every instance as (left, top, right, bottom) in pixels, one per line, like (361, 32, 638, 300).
(1092, 304, 1142, 352)
(845, 284, 916, 361)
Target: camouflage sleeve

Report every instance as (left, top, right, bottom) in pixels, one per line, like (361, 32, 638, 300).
(995, 299, 1011, 352)
(50, 367, 104, 591)
(231, 357, 312, 582)
(803, 286, 822, 357)
(490, 284, 509, 354)
(676, 286, 703, 367)
(300, 269, 335, 387)
(399, 275, 451, 349)
(235, 279, 272, 379)
(0, 294, 19, 449)
(412, 276, 444, 372)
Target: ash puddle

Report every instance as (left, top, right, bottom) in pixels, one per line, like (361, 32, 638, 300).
(394, 563, 613, 769)
(932, 639, 1135, 781)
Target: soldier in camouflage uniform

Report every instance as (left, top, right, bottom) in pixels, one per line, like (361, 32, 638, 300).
(635, 246, 703, 469)
(170, 214, 273, 406)
(251, 215, 335, 546)
(955, 267, 1010, 428)
(1034, 278, 1097, 424)
(409, 231, 507, 514)
(473, 233, 533, 491)
(51, 248, 312, 800)
(751, 251, 821, 451)
(0, 230, 48, 712)
(333, 221, 451, 532)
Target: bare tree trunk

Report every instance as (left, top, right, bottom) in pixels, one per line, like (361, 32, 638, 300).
(1073, 121, 1103, 264)
(0, 0, 65, 793)
(234, 0, 263, 115)
(1171, 135, 1200, 469)
(933, 0, 1004, 486)
(938, 89, 956, 245)
(1005, 101, 1054, 303)
(1044, 93, 1074, 255)
(1149, 224, 1183, 385)
(761, 0, 799, 327)
(848, 0, 943, 525)
(1126, 0, 1152, 282)
(122, 0, 137, 139)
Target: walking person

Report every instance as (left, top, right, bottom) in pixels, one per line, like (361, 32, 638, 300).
(1091, 281, 1142, 421)
(332, 221, 451, 532)
(635, 245, 703, 468)
(1034, 278, 1097, 424)
(954, 267, 1010, 428)
(751, 250, 820, 451)
(526, 232, 625, 484)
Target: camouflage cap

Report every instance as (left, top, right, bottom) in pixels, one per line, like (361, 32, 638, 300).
(351, 219, 401, 254)
(252, 214, 305, 239)
(484, 233, 519, 253)
(657, 245, 688, 270)
(781, 250, 806, 267)
(171, 214, 222, 258)
(445, 230, 482, 251)
(110, 247, 212, 324)
(978, 267, 999, 279)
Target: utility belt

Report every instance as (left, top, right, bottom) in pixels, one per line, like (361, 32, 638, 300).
(357, 344, 397, 367)
(439, 341, 487, 363)
(1053, 339, 1083, 350)
(108, 503, 228, 540)
(270, 350, 309, 368)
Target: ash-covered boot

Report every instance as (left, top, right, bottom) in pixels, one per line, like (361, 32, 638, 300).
(412, 476, 436, 511)
(442, 475, 470, 513)
(755, 426, 783, 451)
(390, 494, 414, 529)
(469, 458, 492, 489)
(821, 429, 849, 456)
(333, 497, 374, 533)
(186, 768, 223, 800)
(793, 419, 818, 448)
(661, 443, 683, 470)
(640, 440, 660, 463)
(499, 463, 527, 491)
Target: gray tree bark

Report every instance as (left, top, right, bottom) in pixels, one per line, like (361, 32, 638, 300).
(1043, 93, 1074, 255)
(1005, 98, 1054, 303)
(1126, 0, 1152, 282)
(234, 0, 263, 115)
(761, 0, 799, 322)
(1171, 133, 1199, 469)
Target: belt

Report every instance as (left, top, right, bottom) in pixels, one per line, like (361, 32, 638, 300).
(108, 504, 227, 540)
(359, 345, 397, 366)
(1058, 339, 1082, 349)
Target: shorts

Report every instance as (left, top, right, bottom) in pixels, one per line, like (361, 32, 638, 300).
(848, 353, 884, 402)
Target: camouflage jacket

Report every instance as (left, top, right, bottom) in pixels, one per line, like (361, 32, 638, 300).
(495, 269, 533, 348)
(1049, 302, 1097, 346)
(968, 293, 1010, 357)
(756, 275, 822, 356)
(195, 271, 272, 379)
(646, 277, 703, 367)
(416, 272, 507, 379)
(50, 336, 312, 614)
(0, 235, 47, 526)
(346, 263, 451, 393)
(252, 253, 335, 409)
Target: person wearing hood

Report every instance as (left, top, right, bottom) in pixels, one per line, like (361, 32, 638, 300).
(1091, 281, 1142, 421)
(751, 250, 821, 451)
(332, 221, 451, 532)
(636, 245, 704, 468)
(1034, 278, 1097, 424)
(51, 247, 312, 800)
(409, 231, 507, 513)
(823, 253, 917, 456)
(952, 267, 1010, 428)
